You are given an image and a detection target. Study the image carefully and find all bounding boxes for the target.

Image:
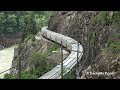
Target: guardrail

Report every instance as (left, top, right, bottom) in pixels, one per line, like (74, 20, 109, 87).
(39, 26, 83, 79)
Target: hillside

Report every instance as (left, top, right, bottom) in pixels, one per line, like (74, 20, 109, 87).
(48, 11, 120, 79)
(2, 11, 120, 79)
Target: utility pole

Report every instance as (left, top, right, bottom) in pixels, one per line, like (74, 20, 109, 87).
(77, 42, 79, 68)
(16, 11, 21, 79)
(76, 23, 81, 79)
(61, 41, 63, 79)
(76, 41, 80, 79)
(18, 55, 21, 79)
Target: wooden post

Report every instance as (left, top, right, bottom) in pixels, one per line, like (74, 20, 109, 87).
(16, 11, 21, 79)
(61, 40, 63, 79)
(76, 42, 80, 79)
(77, 42, 79, 68)
(18, 55, 21, 79)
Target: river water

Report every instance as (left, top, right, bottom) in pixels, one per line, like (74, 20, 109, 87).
(0, 45, 18, 79)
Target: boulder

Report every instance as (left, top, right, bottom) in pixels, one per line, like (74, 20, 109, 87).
(0, 45, 4, 50)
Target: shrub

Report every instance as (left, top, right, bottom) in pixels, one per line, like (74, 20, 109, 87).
(113, 11, 120, 31)
(63, 68, 76, 79)
(94, 11, 108, 25)
(109, 41, 120, 54)
(107, 34, 120, 54)
(30, 52, 47, 68)
(29, 52, 55, 77)
(47, 43, 59, 54)
(21, 70, 37, 79)
(4, 73, 16, 79)
(4, 70, 37, 79)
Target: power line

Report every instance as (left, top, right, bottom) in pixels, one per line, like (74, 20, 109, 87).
(0, 65, 17, 75)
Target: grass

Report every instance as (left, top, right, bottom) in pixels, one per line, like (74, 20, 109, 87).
(46, 43, 60, 55)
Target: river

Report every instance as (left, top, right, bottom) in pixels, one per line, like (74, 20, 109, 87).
(0, 45, 18, 79)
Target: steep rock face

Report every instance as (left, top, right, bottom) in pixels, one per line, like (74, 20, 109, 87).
(0, 32, 21, 48)
(81, 49, 120, 79)
(10, 11, 120, 79)
(0, 45, 4, 50)
(10, 32, 69, 74)
(48, 11, 120, 78)
(10, 33, 50, 74)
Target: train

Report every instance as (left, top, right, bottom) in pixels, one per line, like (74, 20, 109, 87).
(39, 26, 83, 79)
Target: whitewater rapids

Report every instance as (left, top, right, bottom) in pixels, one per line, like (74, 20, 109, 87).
(0, 45, 18, 79)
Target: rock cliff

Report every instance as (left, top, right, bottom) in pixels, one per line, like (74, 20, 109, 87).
(48, 11, 120, 78)
(10, 11, 120, 79)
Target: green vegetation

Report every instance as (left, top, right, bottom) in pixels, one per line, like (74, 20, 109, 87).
(30, 52, 48, 69)
(90, 11, 120, 55)
(2, 11, 56, 79)
(47, 43, 60, 54)
(4, 43, 59, 79)
(93, 11, 108, 25)
(0, 11, 53, 34)
(0, 11, 53, 44)
(4, 73, 16, 79)
(89, 32, 98, 47)
(96, 12, 107, 25)
(106, 12, 120, 54)
(107, 34, 120, 54)
(3, 52, 55, 79)
(63, 68, 76, 79)
(113, 11, 120, 32)
(29, 44, 59, 77)
(4, 70, 37, 79)
(20, 70, 37, 79)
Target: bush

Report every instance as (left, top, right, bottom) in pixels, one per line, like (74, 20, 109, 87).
(29, 52, 55, 77)
(4, 70, 37, 79)
(63, 68, 76, 79)
(113, 11, 120, 31)
(4, 73, 16, 79)
(94, 11, 108, 25)
(21, 70, 37, 79)
(107, 34, 120, 54)
(33, 61, 55, 77)
(109, 41, 120, 54)
(47, 43, 59, 54)
(89, 32, 99, 47)
(33, 66, 48, 77)
(30, 52, 47, 68)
